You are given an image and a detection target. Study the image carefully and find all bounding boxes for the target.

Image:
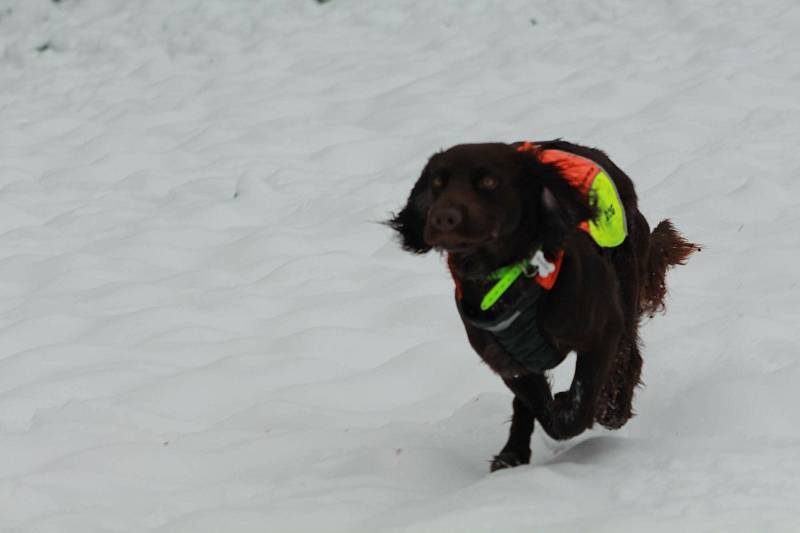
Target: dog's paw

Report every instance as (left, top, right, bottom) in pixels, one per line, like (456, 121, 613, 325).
(552, 390, 577, 411)
(552, 390, 582, 423)
(550, 390, 593, 438)
(490, 450, 530, 472)
(595, 395, 634, 429)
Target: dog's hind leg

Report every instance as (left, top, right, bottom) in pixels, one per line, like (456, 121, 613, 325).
(596, 334, 643, 429)
(597, 240, 645, 429)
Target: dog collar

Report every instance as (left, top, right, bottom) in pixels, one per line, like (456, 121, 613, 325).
(481, 248, 559, 311)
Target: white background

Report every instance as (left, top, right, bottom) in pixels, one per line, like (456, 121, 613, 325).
(1, 0, 799, 531)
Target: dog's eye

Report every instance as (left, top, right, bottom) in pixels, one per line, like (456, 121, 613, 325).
(431, 176, 445, 189)
(477, 176, 499, 190)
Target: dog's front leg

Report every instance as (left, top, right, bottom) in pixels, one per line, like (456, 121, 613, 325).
(491, 395, 533, 472)
(549, 332, 621, 439)
(538, 242, 625, 439)
(492, 373, 555, 470)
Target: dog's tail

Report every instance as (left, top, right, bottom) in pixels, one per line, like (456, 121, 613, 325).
(640, 219, 700, 317)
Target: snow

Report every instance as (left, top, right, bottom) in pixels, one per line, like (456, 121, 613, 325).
(1, 0, 799, 531)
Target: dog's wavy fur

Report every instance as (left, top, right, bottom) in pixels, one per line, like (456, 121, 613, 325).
(388, 140, 698, 471)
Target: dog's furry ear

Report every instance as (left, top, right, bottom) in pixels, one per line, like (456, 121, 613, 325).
(516, 151, 594, 257)
(386, 168, 433, 254)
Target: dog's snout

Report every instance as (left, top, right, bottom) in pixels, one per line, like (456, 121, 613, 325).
(430, 207, 462, 232)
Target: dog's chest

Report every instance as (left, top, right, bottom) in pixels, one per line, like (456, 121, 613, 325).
(457, 278, 565, 374)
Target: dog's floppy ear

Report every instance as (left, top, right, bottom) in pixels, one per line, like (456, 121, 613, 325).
(516, 151, 594, 256)
(386, 167, 434, 254)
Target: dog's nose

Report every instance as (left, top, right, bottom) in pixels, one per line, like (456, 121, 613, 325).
(430, 207, 462, 232)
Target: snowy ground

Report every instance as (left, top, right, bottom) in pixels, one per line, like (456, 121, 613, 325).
(1, 0, 799, 531)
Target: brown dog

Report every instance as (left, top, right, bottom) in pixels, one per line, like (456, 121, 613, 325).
(388, 140, 698, 471)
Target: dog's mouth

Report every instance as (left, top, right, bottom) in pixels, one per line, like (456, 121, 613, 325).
(428, 236, 495, 254)
(426, 227, 501, 253)
(438, 223, 531, 280)
(440, 241, 488, 253)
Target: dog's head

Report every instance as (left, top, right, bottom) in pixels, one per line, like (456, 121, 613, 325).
(387, 143, 592, 278)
